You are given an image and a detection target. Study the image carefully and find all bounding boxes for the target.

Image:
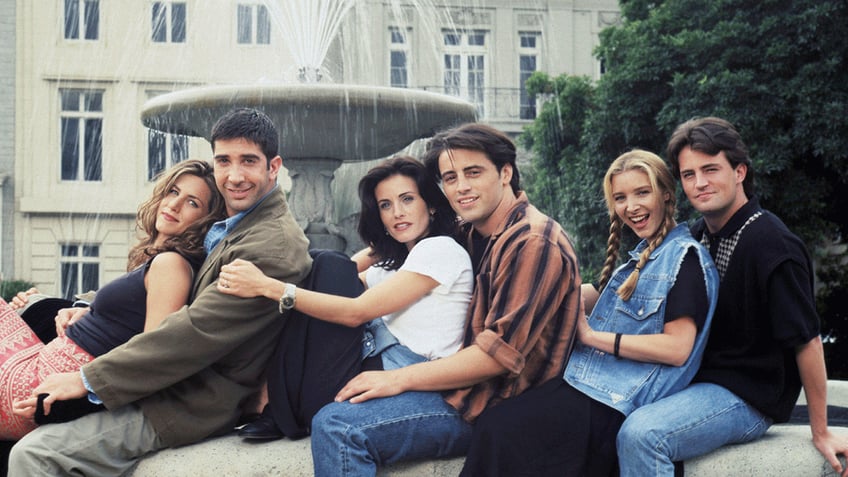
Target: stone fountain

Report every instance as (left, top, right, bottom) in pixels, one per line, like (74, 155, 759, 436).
(140, 0, 477, 252)
(141, 84, 476, 251)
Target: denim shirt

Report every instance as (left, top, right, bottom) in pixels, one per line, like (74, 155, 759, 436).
(564, 223, 719, 416)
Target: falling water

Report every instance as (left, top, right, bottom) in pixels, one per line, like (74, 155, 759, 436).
(262, 0, 357, 83)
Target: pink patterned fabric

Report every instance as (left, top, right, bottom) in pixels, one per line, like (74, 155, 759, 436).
(0, 299, 94, 439)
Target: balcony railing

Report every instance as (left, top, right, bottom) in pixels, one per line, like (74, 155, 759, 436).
(417, 86, 536, 122)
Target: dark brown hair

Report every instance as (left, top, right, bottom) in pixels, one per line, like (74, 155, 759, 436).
(666, 116, 754, 197)
(422, 123, 521, 194)
(358, 156, 459, 270)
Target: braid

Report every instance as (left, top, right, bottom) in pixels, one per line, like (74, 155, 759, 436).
(598, 217, 622, 291)
(617, 214, 675, 300)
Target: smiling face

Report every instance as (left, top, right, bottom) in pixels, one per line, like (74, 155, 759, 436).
(213, 137, 282, 216)
(437, 148, 515, 237)
(677, 146, 748, 233)
(610, 169, 668, 241)
(154, 174, 214, 244)
(374, 174, 432, 250)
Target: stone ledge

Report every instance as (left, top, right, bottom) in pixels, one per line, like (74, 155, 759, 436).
(129, 381, 848, 476)
(684, 425, 846, 477)
(127, 425, 848, 477)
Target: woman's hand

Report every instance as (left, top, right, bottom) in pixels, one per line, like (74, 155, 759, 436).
(12, 371, 87, 419)
(55, 307, 88, 337)
(9, 287, 40, 310)
(335, 369, 407, 404)
(217, 259, 273, 298)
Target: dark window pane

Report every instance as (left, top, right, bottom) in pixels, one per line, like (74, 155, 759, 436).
(391, 51, 407, 87)
(444, 33, 459, 46)
(84, 91, 102, 111)
(61, 118, 80, 180)
(84, 0, 99, 40)
(61, 262, 78, 300)
(82, 263, 99, 292)
(61, 90, 80, 111)
(237, 5, 251, 44)
(520, 55, 536, 71)
(390, 51, 406, 68)
(444, 54, 459, 69)
(82, 245, 99, 257)
(65, 0, 79, 39)
(257, 5, 270, 44)
(520, 35, 536, 48)
(152, 2, 167, 42)
(84, 118, 102, 181)
(172, 3, 186, 42)
(390, 28, 404, 44)
(172, 135, 189, 162)
(61, 244, 78, 256)
(148, 130, 166, 180)
(469, 32, 485, 46)
(391, 70, 407, 87)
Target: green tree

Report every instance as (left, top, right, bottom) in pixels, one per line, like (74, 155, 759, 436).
(523, 0, 848, 371)
(525, 0, 848, 269)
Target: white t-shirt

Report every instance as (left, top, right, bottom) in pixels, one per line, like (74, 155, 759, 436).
(365, 236, 473, 360)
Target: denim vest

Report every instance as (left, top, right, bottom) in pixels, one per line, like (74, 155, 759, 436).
(564, 223, 719, 416)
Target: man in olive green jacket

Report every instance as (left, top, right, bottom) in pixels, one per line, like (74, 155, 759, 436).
(8, 108, 312, 475)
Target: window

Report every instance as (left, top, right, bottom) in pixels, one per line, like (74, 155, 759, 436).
(148, 130, 189, 180)
(60, 244, 100, 300)
(64, 0, 99, 40)
(152, 2, 186, 43)
(442, 30, 487, 116)
(389, 27, 409, 88)
(61, 89, 103, 181)
(237, 4, 271, 45)
(519, 32, 541, 120)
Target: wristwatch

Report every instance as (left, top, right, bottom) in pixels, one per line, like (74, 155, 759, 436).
(278, 283, 297, 313)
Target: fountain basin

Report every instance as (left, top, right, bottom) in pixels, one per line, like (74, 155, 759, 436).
(141, 84, 477, 161)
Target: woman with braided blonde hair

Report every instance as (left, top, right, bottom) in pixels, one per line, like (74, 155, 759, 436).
(460, 150, 720, 477)
(594, 148, 683, 301)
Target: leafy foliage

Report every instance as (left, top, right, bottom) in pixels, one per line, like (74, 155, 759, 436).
(522, 0, 848, 371)
(0, 279, 36, 302)
(524, 0, 847, 271)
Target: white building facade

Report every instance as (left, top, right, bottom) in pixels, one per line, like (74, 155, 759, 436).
(10, 0, 618, 298)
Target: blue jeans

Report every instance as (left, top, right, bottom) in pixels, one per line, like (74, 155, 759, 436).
(311, 390, 472, 477)
(616, 382, 773, 477)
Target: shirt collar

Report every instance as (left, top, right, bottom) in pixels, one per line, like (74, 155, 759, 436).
(705, 196, 761, 240)
(204, 185, 278, 252)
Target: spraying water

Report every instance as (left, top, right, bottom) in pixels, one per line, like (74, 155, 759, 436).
(262, 0, 357, 82)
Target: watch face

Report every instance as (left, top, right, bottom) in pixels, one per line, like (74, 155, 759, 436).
(282, 296, 295, 309)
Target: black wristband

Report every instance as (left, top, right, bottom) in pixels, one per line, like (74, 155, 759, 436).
(614, 333, 622, 358)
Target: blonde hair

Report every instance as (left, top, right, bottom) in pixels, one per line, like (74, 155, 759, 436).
(127, 160, 226, 270)
(598, 150, 677, 300)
